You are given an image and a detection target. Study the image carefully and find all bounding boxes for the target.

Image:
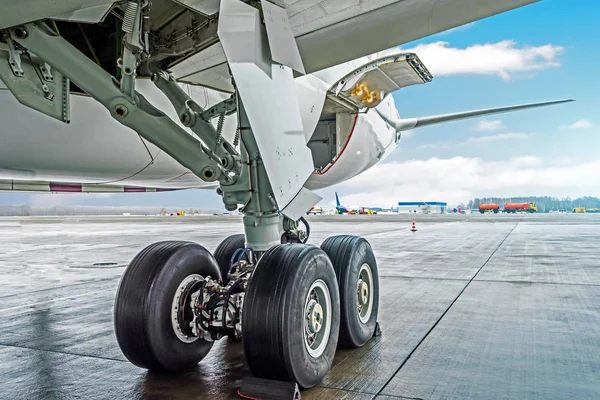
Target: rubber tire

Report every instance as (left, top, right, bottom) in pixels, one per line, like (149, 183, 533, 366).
(213, 234, 246, 283)
(321, 235, 379, 349)
(242, 244, 340, 389)
(114, 241, 221, 371)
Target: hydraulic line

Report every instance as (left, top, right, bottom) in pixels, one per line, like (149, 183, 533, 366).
(300, 216, 310, 243)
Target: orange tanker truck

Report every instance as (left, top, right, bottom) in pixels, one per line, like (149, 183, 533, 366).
(504, 202, 538, 213)
(479, 203, 499, 213)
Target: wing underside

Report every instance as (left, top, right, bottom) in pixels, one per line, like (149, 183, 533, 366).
(169, 0, 540, 88)
(0, 0, 542, 90)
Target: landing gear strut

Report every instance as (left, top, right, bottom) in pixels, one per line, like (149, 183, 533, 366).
(8, 0, 381, 389)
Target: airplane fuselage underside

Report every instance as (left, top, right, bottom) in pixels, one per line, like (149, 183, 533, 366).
(0, 64, 400, 193)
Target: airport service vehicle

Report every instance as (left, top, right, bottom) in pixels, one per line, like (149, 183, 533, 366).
(307, 206, 323, 215)
(504, 202, 538, 213)
(0, 0, 572, 389)
(479, 204, 500, 214)
(571, 207, 600, 213)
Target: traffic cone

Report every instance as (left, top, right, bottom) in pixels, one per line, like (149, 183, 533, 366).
(410, 220, 417, 232)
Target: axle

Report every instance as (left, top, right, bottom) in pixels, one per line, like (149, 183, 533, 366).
(190, 249, 256, 341)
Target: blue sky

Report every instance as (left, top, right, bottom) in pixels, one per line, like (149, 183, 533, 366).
(389, 0, 598, 163)
(1, 0, 598, 209)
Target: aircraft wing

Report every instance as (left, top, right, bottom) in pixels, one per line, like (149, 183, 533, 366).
(165, 0, 541, 87)
(293, 0, 540, 73)
(0, 1, 540, 78)
(376, 99, 575, 132)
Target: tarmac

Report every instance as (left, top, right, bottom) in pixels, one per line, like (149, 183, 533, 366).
(1, 213, 599, 399)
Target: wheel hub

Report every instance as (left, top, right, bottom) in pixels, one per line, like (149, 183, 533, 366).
(357, 279, 369, 306)
(306, 300, 324, 334)
(171, 274, 204, 343)
(357, 263, 374, 324)
(303, 279, 332, 358)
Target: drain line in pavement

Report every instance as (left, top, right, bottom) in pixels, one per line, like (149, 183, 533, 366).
(375, 219, 522, 396)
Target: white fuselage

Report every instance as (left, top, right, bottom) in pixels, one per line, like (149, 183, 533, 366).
(0, 52, 400, 192)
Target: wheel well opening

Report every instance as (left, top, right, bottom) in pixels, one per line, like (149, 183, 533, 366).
(308, 112, 356, 173)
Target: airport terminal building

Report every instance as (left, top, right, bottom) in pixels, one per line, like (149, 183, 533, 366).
(398, 202, 447, 214)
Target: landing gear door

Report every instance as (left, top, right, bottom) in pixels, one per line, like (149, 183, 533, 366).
(324, 52, 433, 113)
(218, 0, 316, 214)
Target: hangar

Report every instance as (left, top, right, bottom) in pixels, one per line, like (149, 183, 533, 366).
(398, 202, 447, 214)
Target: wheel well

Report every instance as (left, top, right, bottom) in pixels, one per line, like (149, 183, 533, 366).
(53, 17, 121, 94)
(308, 112, 356, 172)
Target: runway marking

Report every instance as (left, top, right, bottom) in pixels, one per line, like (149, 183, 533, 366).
(375, 219, 522, 396)
(379, 275, 600, 287)
(316, 384, 426, 400)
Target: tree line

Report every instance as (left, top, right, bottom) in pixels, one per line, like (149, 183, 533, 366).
(461, 196, 600, 213)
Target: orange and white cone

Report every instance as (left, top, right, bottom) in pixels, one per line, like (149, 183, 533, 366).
(410, 220, 417, 232)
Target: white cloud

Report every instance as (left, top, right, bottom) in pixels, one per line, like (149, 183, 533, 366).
(418, 132, 531, 149)
(560, 119, 592, 130)
(474, 119, 503, 131)
(465, 132, 530, 144)
(328, 156, 600, 207)
(401, 40, 563, 81)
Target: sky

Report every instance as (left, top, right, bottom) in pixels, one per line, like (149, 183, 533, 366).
(1, 0, 599, 210)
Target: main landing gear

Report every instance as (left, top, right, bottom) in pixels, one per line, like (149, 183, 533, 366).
(114, 234, 380, 388)
(7, 0, 381, 389)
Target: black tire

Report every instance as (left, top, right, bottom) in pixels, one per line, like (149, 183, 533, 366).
(242, 244, 340, 389)
(321, 235, 379, 348)
(114, 241, 221, 371)
(213, 234, 246, 283)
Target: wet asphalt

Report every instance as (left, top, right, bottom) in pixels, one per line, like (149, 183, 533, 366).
(1, 213, 599, 399)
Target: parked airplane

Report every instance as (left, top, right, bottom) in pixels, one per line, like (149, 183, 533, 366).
(0, 0, 572, 389)
(335, 192, 378, 214)
(335, 192, 354, 214)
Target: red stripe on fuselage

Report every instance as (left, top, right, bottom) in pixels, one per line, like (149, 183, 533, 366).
(124, 186, 146, 192)
(49, 183, 82, 192)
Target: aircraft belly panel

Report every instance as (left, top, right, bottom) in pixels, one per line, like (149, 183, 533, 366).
(0, 88, 208, 189)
